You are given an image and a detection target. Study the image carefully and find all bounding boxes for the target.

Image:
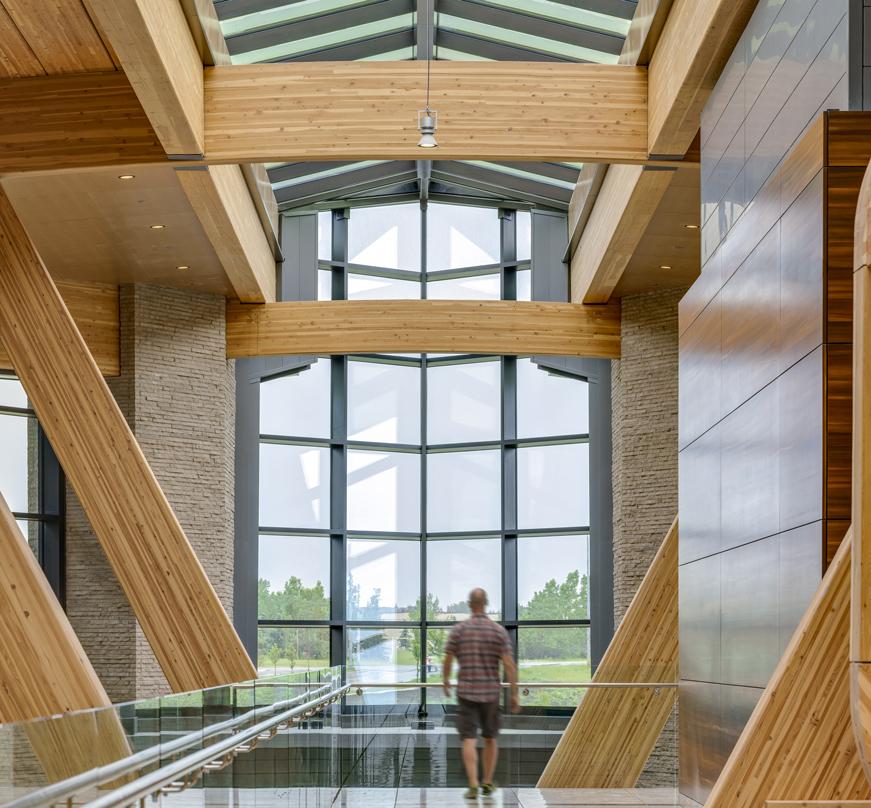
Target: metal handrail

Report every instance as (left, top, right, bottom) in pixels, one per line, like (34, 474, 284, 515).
(349, 681, 678, 689)
(3, 676, 339, 808)
(81, 685, 350, 808)
(2, 677, 677, 808)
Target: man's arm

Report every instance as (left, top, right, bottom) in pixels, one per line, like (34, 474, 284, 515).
(442, 651, 454, 697)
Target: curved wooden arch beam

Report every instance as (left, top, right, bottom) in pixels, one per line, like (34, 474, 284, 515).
(226, 299, 621, 359)
(0, 492, 131, 780)
(0, 187, 256, 691)
(852, 159, 871, 784)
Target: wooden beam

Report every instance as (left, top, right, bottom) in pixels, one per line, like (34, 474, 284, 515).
(538, 518, 677, 787)
(570, 164, 675, 304)
(619, 0, 675, 67)
(204, 62, 649, 164)
(705, 532, 871, 806)
(226, 299, 621, 359)
(0, 491, 131, 780)
(83, 0, 204, 157)
(177, 165, 276, 303)
(0, 187, 256, 691)
(0, 72, 164, 173)
(648, 0, 758, 156)
(0, 281, 119, 377)
(767, 803, 871, 807)
(852, 158, 871, 784)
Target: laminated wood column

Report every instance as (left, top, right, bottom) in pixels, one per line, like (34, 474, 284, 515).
(0, 187, 256, 691)
(0, 492, 130, 780)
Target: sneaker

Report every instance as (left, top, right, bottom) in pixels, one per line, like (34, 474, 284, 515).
(464, 787, 479, 800)
(481, 783, 497, 796)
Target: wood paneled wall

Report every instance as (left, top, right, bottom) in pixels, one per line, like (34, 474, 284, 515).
(0, 187, 256, 691)
(538, 519, 678, 788)
(678, 108, 871, 803)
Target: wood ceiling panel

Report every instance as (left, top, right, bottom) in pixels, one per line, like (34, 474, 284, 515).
(2, 164, 233, 296)
(2, 0, 115, 74)
(614, 164, 700, 296)
(0, 4, 43, 78)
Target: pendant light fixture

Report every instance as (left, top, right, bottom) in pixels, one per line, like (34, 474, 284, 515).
(417, 0, 438, 148)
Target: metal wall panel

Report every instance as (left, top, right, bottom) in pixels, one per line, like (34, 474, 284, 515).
(720, 537, 779, 688)
(679, 555, 721, 684)
(678, 423, 721, 565)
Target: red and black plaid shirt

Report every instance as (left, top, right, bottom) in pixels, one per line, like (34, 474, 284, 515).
(445, 613, 512, 703)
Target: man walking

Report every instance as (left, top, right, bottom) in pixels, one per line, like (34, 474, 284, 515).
(442, 588, 520, 799)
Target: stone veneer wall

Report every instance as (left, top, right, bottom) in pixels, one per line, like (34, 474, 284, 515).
(65, 285, 236, 701)
(611, 287, 685, 788)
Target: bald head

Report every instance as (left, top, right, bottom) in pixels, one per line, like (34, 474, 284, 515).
(468, 588, 488, 613)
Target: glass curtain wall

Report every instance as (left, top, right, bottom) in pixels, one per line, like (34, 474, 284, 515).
(0, 374, 64, 597)
(258, 203, 590, 706)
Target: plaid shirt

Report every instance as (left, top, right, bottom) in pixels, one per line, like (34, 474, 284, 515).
(445, 613, 512, 703)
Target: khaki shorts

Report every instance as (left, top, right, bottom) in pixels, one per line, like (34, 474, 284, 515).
(456, 697, 501, 740)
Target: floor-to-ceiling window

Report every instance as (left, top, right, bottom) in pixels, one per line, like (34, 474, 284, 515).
(0, 374, 65, 599)
(257, 203, 592, 707)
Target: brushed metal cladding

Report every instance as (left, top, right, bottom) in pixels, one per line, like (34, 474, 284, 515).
(777, 520, 823, 655)
(719, 382, 780, 553)
(678, 423, 721, 565)
(778, 347, 824, 532)
(679, 681, 724, 806)
(679, 554, 721, 684)
(720, 537, 779, 688)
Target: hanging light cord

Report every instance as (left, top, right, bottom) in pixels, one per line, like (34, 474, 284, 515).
(425, 0, 433, 110)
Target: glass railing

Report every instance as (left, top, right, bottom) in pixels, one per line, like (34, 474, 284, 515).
(0, 672, 678, 806)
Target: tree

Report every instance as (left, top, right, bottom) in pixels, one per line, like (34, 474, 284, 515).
(519, 570, 589, 660)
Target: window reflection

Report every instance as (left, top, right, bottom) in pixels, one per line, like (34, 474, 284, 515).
(427, 203, 500, 270)
(517, 359, 589, 438)
(259, 443, 330, 529)
(518, 443, 590, 529)
(260, 361, 331, 439)
(348, 360, 420, 444)
(348, 203, 421, 271)
(347, 539, 420, 620)
(427, 538, 502, 620)
(427, 449, 501, 533)
(347, 449, 420, 532)
(427, 360, 501, 445)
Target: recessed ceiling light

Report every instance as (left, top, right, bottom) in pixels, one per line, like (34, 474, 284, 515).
(118, 174, 135, 180)
(176, 265, 190, 271)
(660, 265, 672, 270)
(150, 224, 165, 230)
(685, 224, 700, 230)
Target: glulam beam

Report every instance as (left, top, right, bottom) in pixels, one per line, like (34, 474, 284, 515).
(226, 299, 621, 359)
(84, 0, 204, 157)
(648, 0, 758, 157)
(538, 518, 678, 787)
(0, 492, 131, 781)
(571, 164, 675, 303)
(0, 187, 256, 691)
(203, 62, 648, 164)
(177, 165, 277, 303)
